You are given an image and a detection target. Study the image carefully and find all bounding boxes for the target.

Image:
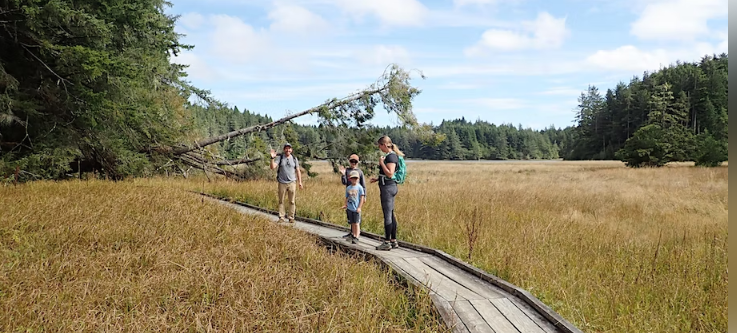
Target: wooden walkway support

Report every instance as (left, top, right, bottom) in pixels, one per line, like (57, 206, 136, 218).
(202, 193, 583, 333)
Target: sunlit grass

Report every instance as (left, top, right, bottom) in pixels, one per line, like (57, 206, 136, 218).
(195, 160, 728, 333)
(0, 179, 447, 332)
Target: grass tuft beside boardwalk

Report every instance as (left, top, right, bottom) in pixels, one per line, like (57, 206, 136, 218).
(0, 180, 448, 332)
(200, 161, 728, 333)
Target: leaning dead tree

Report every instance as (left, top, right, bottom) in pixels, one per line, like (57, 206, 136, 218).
(164, 64, 424, 180)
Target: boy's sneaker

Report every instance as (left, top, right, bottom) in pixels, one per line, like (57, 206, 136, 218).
(390, 241, 399, 249)
(342, 233, 353, 239)
(351, 236, 359, 244)
(376, 241, 392, 251)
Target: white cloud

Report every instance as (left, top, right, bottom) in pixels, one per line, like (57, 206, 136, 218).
(718, 39, 727, 51)
(178, 13, 205, 30)
(465, 12, 569, 54)
(585, 46, 671, 72)
(630, 0, 727, 41)
(179, 14, 310, 73)
(452, 0, 525, 8)
(422, 59, 582, 78)
(221, 82, 369, 101)
(355, 45, 411, 67)
(172, 52, 220, 82)
(453, 0, 499, 6)
(330, 0, 428, 26)
(209, 14, 274, 63)
(268, 3, 330, 35)
(585, 40, 728, 73)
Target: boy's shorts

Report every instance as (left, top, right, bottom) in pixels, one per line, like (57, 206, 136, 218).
(346, 210, 361, 224)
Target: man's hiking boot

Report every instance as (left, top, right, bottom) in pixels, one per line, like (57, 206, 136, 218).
(288, 219, 295, 224)
(376, 241, 392, 251)
(390, 241, 399, 249)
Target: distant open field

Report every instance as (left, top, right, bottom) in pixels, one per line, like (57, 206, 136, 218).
(0, 180, 447, 332)
(201, 160, 728, 333)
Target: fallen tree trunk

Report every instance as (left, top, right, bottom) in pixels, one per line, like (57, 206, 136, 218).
(215, 157, 262, 166)
(179, 152, 245, 180)
(171, 86, 386, 155)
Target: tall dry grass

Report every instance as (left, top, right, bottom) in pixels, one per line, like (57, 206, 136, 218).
(197, 160, 728, 333)
(0, 179, 447, 332)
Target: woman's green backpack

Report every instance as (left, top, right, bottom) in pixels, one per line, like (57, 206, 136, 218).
(389, 152, 406, 184)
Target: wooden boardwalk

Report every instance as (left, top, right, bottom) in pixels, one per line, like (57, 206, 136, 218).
(203, 194, 583, 333)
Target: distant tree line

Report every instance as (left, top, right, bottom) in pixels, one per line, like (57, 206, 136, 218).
(565, 54, 728, 167)
(280, 120, 567, 161)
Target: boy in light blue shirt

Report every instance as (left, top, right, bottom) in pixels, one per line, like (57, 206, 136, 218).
(341, 170, 365, 244)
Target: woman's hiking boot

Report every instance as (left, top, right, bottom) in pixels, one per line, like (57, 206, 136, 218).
(376, 241, 392, 251)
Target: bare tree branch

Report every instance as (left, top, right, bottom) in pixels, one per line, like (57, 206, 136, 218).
(215, 156, 262, 166)
(21, 44, 73, 93)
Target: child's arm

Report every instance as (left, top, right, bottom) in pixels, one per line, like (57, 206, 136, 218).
(341, 192, 348, 209)
(357, 195, 365, 213)
(341, 168, 349, 186)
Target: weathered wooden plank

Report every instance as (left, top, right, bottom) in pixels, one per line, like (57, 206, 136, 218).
(389, 247, 434, 258)
(508, 298, 559, 333)
(469, 300, 521, 333)
(431, 294, 470, 333)
(295, 223, 346, 238)
(451, 300, 496, 333)
(389, 258, 470, 302)
(419, 256, 506, 300)
(491, 298, 547, 333)
(213, 199, 280, 222)
(403, 257, 486, 301)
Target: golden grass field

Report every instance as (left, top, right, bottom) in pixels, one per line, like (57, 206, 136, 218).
(0, 180, 448, 332)
(198, 160, 728, 333)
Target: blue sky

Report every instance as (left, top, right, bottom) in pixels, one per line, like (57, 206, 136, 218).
(167, 0, 728, 130)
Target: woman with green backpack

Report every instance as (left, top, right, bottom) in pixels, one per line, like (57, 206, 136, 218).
(370, 135, 406, 251)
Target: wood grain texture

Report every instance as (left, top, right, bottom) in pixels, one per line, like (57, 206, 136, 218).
(469, 300, 521, 333)
(452, 300, 496, 333)
(491, 298, 547, 333)
(419, 256, 505, 300)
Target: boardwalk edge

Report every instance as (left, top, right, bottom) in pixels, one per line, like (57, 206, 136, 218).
(198, 192, 583, 333)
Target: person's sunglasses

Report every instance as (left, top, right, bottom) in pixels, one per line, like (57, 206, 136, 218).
(349, 159, 358, 164)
